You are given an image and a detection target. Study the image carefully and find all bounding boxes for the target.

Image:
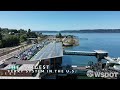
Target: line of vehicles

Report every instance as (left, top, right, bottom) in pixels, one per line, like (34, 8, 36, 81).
(14, 40, 51, 60)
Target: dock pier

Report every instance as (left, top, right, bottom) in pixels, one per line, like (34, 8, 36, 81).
(63, 49, 111, 62)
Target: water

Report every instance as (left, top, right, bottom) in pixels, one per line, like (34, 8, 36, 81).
(42, 32, 120, 66)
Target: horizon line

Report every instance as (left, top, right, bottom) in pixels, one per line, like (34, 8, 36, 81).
(33, 29, 120, 31)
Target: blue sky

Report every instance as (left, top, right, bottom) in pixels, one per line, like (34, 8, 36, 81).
(0, 11, 120, 31)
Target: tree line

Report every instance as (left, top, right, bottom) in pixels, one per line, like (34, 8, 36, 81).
(0, 28, 38, 48)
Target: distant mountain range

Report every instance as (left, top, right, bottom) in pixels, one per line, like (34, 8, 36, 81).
(34, 29, 120, 33)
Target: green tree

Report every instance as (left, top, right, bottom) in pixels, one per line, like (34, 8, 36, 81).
(0, 28, 2, 40)
(0, 33, 2, 40)
(9, 29, 18, 33)
(56, 32, 63, 38)
(30, 32, 38, 38)
(18, 29, 27, 34)
(27, 29, 31, 38)
(0, 27, 1, 32)
(20, 34, 27, 42)
(2, 35, 20, 47)
(0, 40, 3, 48)
(28, 29, 31, 34)
(58, 32, 62, 38)
(27, 29, 37, 38)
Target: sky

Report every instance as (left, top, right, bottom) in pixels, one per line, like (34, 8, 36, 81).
(0, 11, 120, 31)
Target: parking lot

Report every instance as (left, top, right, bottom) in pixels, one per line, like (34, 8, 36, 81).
(14, 41, 51, 61)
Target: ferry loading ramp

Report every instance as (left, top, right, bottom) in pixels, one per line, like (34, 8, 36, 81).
(30, 41, 63, 61)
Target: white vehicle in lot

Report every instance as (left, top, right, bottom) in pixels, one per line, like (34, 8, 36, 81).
(106, 57, 120, 71)
(14, 55, 19, 59)
(85, 66, 91, 69)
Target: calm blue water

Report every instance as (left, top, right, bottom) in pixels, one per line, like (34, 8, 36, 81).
(43, 33, 120, 66)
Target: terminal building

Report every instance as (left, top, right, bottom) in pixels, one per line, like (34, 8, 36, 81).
(30, 41, 63, 69)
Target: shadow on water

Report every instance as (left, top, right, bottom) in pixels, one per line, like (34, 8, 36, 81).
(62, 55, 72, 66)
(62, 55, 98, 66)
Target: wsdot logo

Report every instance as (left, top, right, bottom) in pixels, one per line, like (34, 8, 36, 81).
(86, 70, 94, 77)
(86, 70, 118, 78)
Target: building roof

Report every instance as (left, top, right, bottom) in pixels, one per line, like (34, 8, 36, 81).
(30, 42, 63, 61)
(18, 64, 34, 71)
(2, 63, 35, 71)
